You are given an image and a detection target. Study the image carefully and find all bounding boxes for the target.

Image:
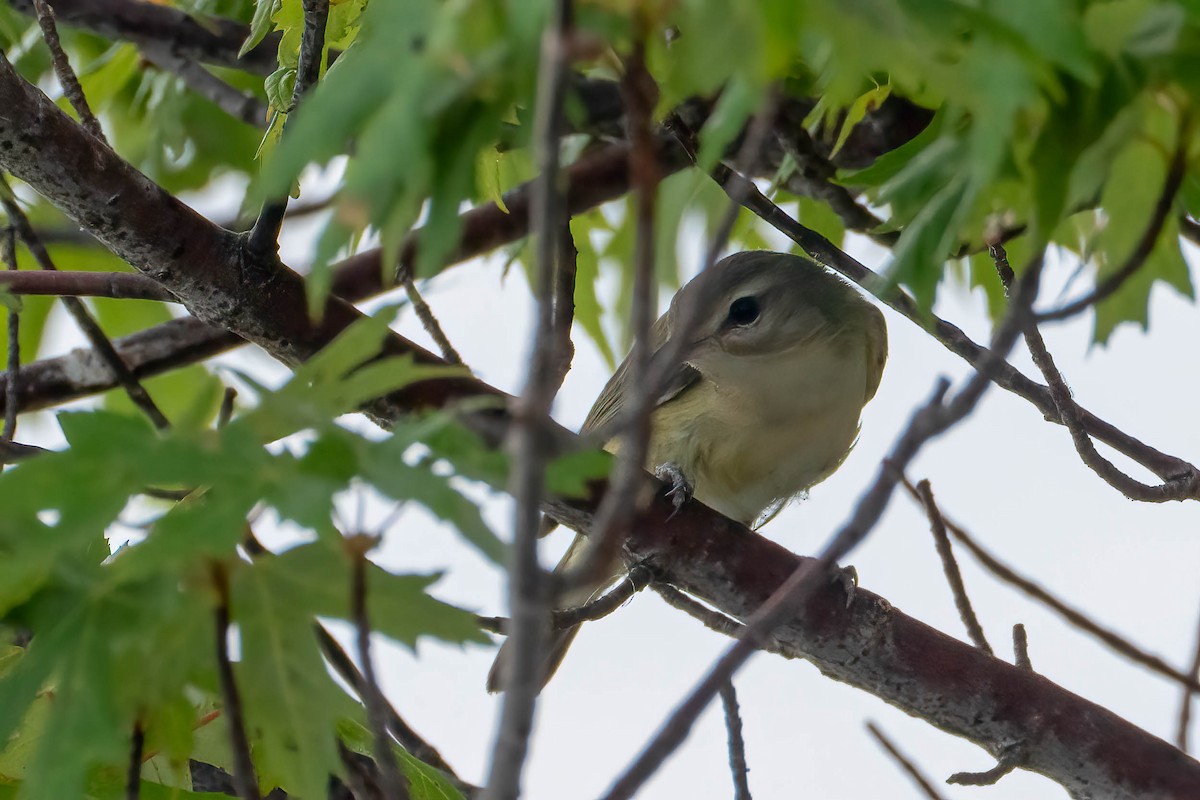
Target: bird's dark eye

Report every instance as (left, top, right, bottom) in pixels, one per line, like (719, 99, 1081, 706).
(726, 296, 760, 326)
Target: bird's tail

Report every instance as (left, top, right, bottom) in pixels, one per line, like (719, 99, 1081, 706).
(486, 533, 610, 693)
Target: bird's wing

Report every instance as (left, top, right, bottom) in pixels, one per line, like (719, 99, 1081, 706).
(581, 310, 702, 437)
(862, 303, 888, 403)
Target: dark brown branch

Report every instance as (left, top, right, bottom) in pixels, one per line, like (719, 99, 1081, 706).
(994, 243, 1197, 502)
(2, 226, 18, 444)
(33, 0, 105, 141)
(477, 564, 652, 633)
(211, 566, 261, 800)
(125, 724, 144, 800)
(719, 681, 752, 800)
(348, 537, 409, 800)
(2, 53, 1198, 797)
(481, 5, 572, 799)
(0, 139, 680, 418)
(1176, 605, 1200, 751)
(865, 722, 946, 800)
(1012, 624, 1032, 672)
(1036, 119, 1188, 323)
(708, 163, 1200, 496)
(0, 180, 171, 429)
(912, 479, 992, 654)
(0, 269, 176, 301)
(924, 492, 1200, 693)
(10, 0, 279, 74)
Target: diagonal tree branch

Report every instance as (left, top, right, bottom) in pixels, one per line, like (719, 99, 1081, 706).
(0, 53, 1197, 799)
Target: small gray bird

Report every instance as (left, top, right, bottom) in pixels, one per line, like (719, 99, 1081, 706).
(488, 250, 888, 692)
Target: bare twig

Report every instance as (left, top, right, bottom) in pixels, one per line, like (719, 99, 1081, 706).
(993, 242, 1196, 502)
(600, 258, 1045, 800)
(719, 681, 752, 800)
(0, 269, 176, 301)
(478, 564, 652, 634)
(1036, 116, 1189, 323)
(562, 26, 661, 593)
(481, 4, 572, 799)
(125, 723, 144, 800)
(912, 478, 992, 654)
(2, 226, 18, 444)
(865, 722, 946, 800)
(1012, 624, 1032, 672)
(211, 565, 261, 800)
(246, 0, 329, 256)
(0, 179, 171, 429)
(403, 278, 464, 367)
(313, 625, 470, 790)
(1176, 605, 1200, 751)
(217, 387, 237, 428)
(140, 48, 267, 126)
(922, 492, 1200, 692)
(949, 743, 1025, 787)
(549, 220, 577, 393)
(348, 536, 409, 800)
(33, 0, 105, 141)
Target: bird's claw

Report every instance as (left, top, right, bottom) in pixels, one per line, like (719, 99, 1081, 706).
(830, 564, 858, 608)
(654, 462, 694, 519)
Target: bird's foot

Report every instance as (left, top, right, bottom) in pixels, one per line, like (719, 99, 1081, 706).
(654, 462, 694, 518)
(829, 564, 858, 608)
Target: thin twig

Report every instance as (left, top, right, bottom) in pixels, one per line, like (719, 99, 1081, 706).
(313, 625, 470, 790)
(1012, 624, 1032, 672)
(125, 723, 144, 800)
(865, 722, 946, 800)
(211, 565, 261, 800)
(403, 278, 464, 366)
(949, 743, 1025, 786)
(561, 25, 660, 593)
(218, 387, 237, 428)
(600, 258, 1045, 800)
(919, 490, 1200, 692)
(719, 681, 752, 800)
(481, 4, 572, 799)
(912, 478, 992, 654)
(348, 536, 410, 800)
(1178, 605, 1200, 751)
(549, 219, 577, 393)
(993, 242, 1195, 502)
(33, 0, 106, 141)
(2, 226, 18, 444)
(0, 269, 176, 301)
(0, 180, 171, 429)
(1036, 115, 1189, 322)
(478, 565, 652, 634)
(246, 0, 328, 256)
(140, 48, 267, 126)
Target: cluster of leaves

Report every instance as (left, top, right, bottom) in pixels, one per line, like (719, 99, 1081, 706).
(0, 313, 511, 799)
